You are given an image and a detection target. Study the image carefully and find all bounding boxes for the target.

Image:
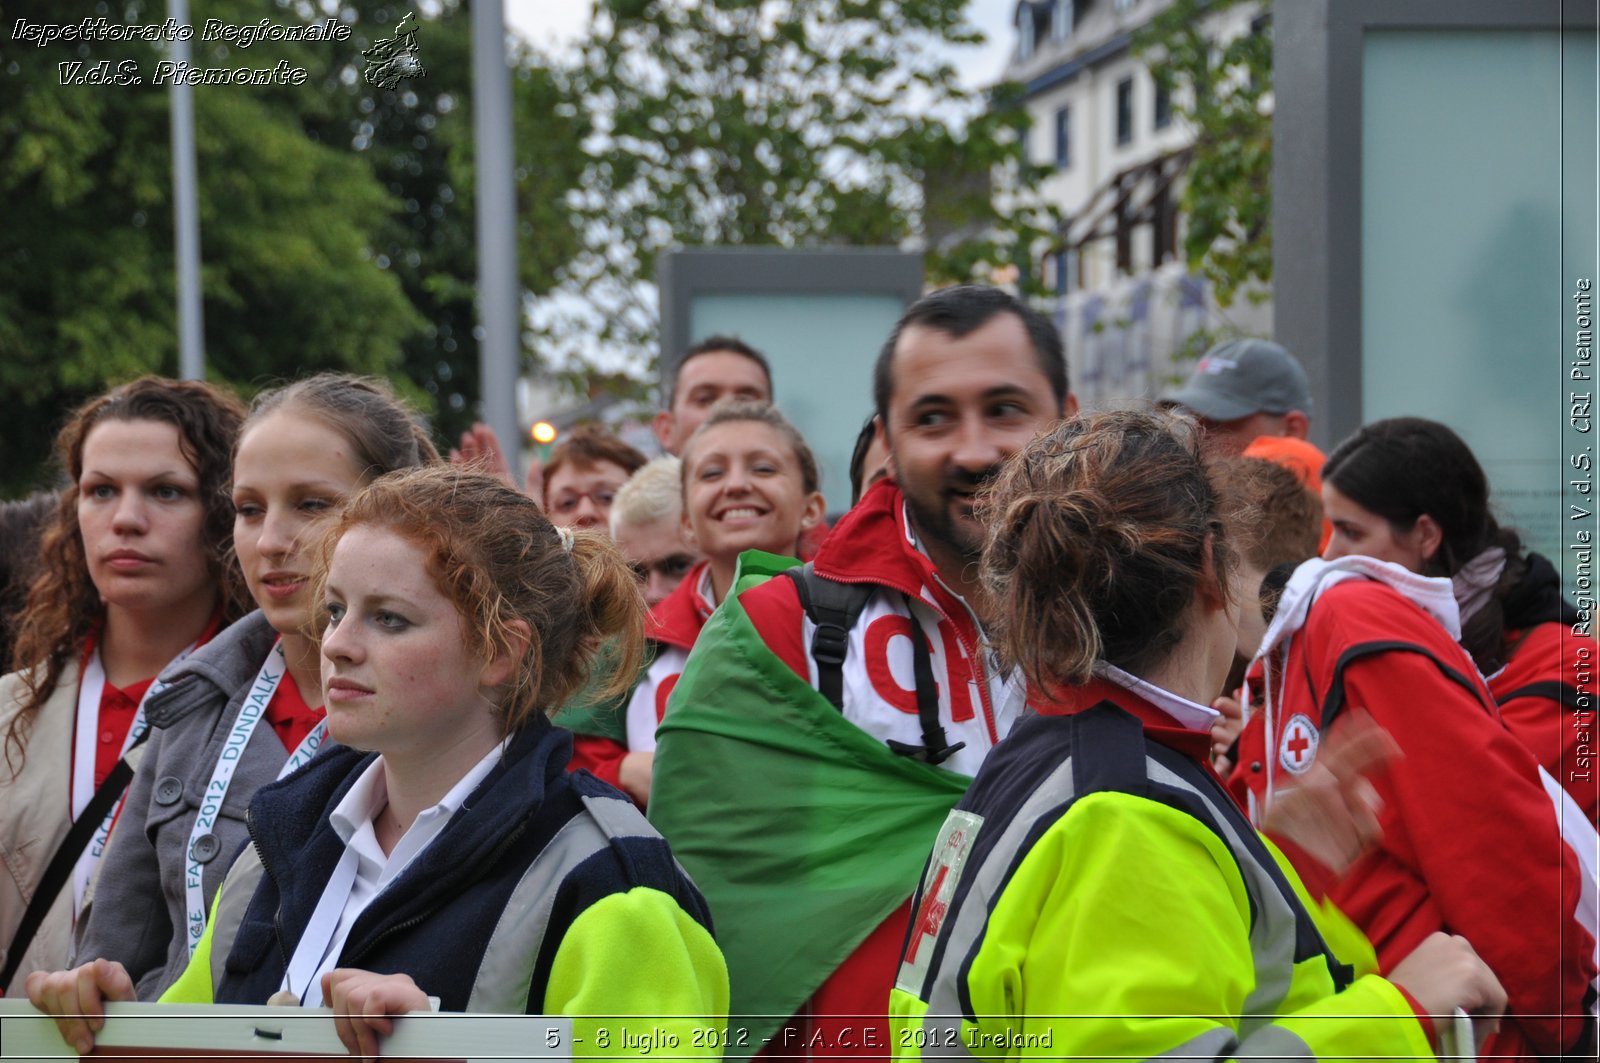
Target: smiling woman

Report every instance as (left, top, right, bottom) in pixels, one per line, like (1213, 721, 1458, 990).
(610, 402, 824, 795)
(680, 400, 823, 605)
(0, 378, 246, 994)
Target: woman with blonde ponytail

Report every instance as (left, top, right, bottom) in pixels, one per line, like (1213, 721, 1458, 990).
(31, 467, 726, 1059)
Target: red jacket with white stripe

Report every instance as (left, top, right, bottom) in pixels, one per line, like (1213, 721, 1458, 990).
(624, 561, 713, 754)
(736, 478, 1024, 1058)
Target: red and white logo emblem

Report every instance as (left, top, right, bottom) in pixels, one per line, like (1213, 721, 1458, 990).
(895, 810, 981, 994)
(1279, 713, 1320, 775)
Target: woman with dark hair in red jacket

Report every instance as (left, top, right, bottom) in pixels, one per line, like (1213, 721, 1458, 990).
(1322, 416, 1595, 821)
(1228, 416, 1597, 1057)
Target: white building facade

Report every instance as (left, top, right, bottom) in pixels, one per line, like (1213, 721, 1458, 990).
(1003, 0, 1272, 406)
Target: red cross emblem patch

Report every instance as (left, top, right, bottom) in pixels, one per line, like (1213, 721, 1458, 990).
(1279, 713, 1320, 775)
(895, 810, 981, 994)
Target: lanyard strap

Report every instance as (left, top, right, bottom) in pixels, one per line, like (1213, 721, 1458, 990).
(278, 720, 328, 781)
(184, 640, 286, 956)
(71, 641, 194, 911)
(281, 845, 360, 1008)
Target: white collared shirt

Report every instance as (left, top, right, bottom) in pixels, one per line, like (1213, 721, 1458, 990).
(1094, 661, 1221, 732)
(286, 742, 504, 1006)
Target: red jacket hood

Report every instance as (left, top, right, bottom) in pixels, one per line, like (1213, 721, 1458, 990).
(646, 559, 713, 653)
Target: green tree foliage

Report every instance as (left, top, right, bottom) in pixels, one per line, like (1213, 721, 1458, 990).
(0, 0, 588, 492)
(1136, 0, 1271, 308)
(553, 0, 1056, 365)
(0, 0, 422, 492)
(291, 1, 587, 438)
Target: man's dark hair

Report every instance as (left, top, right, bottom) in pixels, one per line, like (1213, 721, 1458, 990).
(666, 335, 774, 409)
(872, 285, 1068, 425)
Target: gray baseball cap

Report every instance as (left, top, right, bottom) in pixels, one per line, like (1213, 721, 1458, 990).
(1162, 339, 1313, 421)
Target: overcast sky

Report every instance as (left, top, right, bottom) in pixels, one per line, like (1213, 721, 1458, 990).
(501, 0, 1019, 90)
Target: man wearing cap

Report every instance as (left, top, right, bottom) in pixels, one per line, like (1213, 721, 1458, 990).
(1163, 338, 1312, 456)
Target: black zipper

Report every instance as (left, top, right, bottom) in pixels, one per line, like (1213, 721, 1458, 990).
(244, 804, 293, 975)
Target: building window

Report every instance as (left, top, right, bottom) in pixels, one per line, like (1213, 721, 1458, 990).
(1151, 186, 1178, 265)
(1052, 249, 1078, 295)
(1051, 0, 1073, 43)
(1018, 4, 1035, 61)
(1153, 80, 1171, 130)
(1054, 106, 1071, 169)
(1115, 77, 1134, 146)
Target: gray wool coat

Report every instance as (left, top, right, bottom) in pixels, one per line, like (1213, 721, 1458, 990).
(75, 611, 315, 999)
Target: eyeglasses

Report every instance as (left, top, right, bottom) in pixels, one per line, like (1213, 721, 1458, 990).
(550, 487, 620, 515)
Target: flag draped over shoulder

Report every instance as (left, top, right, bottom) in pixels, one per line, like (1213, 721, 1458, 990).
(649, 552, 970, 1054)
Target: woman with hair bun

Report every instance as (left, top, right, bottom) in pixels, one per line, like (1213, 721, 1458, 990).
(0, 378, 247, 994)
(29, 467, 726, 1059)
(1321, 416, 1597, 820)
(891, 410, 1503, 1060)
(64, 374, 437, 1002)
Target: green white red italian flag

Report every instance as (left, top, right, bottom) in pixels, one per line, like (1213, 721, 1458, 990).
(649, 552, 971, 1055)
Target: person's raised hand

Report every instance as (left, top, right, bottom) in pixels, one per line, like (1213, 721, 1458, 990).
(448, 422, 515, 488)
(24, 958, 135, 1056)
(1263, 709, 1399, 875)
(1210, 693, 1244, 775)
(322, 967, 431, 1059)
(1388, 932, 1506, 1047)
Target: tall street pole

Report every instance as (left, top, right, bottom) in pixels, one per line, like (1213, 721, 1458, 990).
(168, 0, 204, 380)
(472, 0, 522, 479)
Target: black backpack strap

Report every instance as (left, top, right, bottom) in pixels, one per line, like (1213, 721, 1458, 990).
(783, 562, 875, 711)
(1318, 639, 1489, 731)
(1, 747, 143, 992)
(884, 593, 967, 767)
(784, 566, 965, 765)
